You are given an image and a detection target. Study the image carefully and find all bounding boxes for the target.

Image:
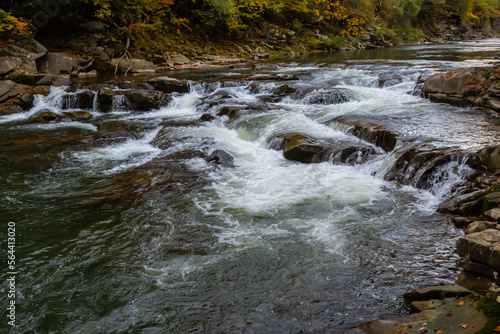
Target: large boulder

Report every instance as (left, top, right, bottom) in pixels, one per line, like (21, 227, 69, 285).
(36, 52, 87, 75)
(474, 145, 500, 172)
(0, 40, 46, 77)
(457, 229, 500, 271)
(424, 68, 483, 95)
(97, 88, 171, 112)
(110, 59, 157, 74)
(146, 76, 190, 94)
(269, 133, 378, 164)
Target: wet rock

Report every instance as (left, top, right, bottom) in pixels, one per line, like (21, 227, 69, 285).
(247, 73, 299, 81)
(475, 145, 500, 172)
(377, 73, 403, 88)
(125, 89, 172, 111)
(146, 76, 190, 94)
(97, 88, 171, 112)
(94, 122, 137, 142)
(457, 229, 500, 270)
(200, 113, 216, 122)
(438, 189, 488, 214)
(403, 285, 471, 303)
(465, 221, 496, 234)
(110, 59, 157, 74)
(456, 270, 493, 293)
(452, 216, 473, 229)
(164, 149, 205, 160)
(428, 93, 470, 107)
(207, 149, 234, 167)
(352, 293, 486, 334)
(270, 133, 377, 165)
(29, 110, 62, 123)
(302, 89, 352, 105)
(62, 90, 96, 110)
(196, 91, 234, 113)
(217, 106, 241, 119)
(36, 52, 86, 75)
(457, 259, 498, 279)
(334, 117, 398, 152)
(382, 144, 472, 190)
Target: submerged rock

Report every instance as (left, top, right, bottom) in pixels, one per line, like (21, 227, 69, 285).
(207, 149, 234, 167)
(269, 133, 378, 165)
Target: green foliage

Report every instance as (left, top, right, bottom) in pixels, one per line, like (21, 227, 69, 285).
(475, 297, 500, 334)
(321, 35, 347, 48)
(0, 9, 31, 40)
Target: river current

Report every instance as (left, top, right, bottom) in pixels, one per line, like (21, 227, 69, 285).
(2, 40, 500, 333)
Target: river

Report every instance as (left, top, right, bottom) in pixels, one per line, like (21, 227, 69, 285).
(1, 39, 500, 333)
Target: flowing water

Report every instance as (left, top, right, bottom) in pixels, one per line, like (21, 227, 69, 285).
(2, 40, 500, 333)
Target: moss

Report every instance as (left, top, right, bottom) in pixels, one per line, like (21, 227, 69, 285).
(475, 297, 500, 333)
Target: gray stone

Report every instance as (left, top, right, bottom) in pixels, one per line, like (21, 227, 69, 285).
(465, 221, 496, 234)
(457, 259, 498, 279)
(0, 58, 25, 75)
(0, 80, 16, 97)
(110, 59, 157, 74)
(457, 229, 500, 270)
(410, 299, 444, 312)
(37, 52, 83, 74)
(485, 97, 500, 111)
(403, 285, 471, 302)
(475, 145, 500, 172)
(486, 208, 500, 221)
(146, 76, 189, 94)
(170, 54, 190, 65)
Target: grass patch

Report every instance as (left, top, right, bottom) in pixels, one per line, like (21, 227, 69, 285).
(475, 297, 500, 333)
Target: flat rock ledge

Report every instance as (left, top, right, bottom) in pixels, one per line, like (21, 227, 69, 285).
(423, 64, 500, 112)
(347, 286, 488, 334)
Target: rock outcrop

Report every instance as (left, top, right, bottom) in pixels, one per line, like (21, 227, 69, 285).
(423, 64, 500, 112)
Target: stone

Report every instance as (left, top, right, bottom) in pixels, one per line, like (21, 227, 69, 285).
(200, 113, 216, 122)
(428, 93, 469, 107)
(457, 229, 500, 270)
(486, 208, 500, 221)
(36, 52, 85, 75)
(77, 70, 98, 78)
(270, 133, 377, 165)
(0, 57, 26, 76)
(110, 59, 157, 74)
(247, 73, 299, 81)
(207, 149, 234, 167)
(465, 221, 496, 234)
(146, 76, 190, 94)
(475, 145, 500, 172)
(170, 54, 190, 65)
(62, 91, 96, 110)
(457, 259, 498, 279)
(424, 69, 482, 94)
(0, 80, 16, 98)
(217, 106, 241, 119)
(62, 111, 93, 121)
(485, 97, 500, 111)
(410, 299, 444, 312)
(78, 21, 110, 32)
(0, 82, 29, 103)
(251, 47, 270, 59)
(125, 89, 172, 111)
(403, 285, 471, 303)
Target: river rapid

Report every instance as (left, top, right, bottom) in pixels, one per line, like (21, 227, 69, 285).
(2, 40, 500, 333)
